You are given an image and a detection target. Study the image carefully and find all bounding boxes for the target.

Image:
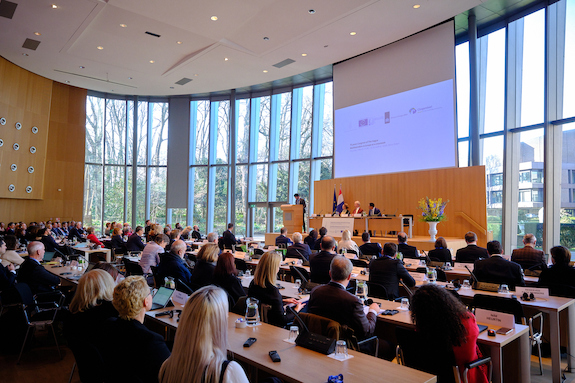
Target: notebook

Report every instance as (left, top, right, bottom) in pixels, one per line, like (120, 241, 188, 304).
(151, 287, 175, 310)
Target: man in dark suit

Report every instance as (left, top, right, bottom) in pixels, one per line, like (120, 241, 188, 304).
(455, 231, 488, 263)
(286, 232, 311, 261)
(294, 193, 306, 231)
(313, 226, 328, 251)
(191, 225, 202, 241)
(156, 240, 193, 287)
(126, 226, 146, 252)
(17, 241, 60, 293)
(222, 223, 241, 250)
(358, 232, 382, 260)
(367, 202, 381, 216)
(474, 240, 525, 290)
(397, 232, 418, 259)
(275, 227, 293, 247)
(511, 233, 547, 271)
(68, 222, 86, 241)
(309, 236, 337, 284)
(308, 255, 380, 341)
(538, 245, 575, 297)
(369, 243, 415, 300)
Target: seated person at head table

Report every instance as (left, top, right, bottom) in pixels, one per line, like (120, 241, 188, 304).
(340, 203, 351, 216)
(428, 237, 453, 265)
(304, 229, 317, 249)
(455, 231, 489, 263)
(473, 240, 525, 290)
(156, 240, 193, 287)
(126, 226, 146, 252)
(411, 284, 489, 383)
(86, 227, 103, 246)
(309, 236, 337, 285)
(189, 243, 219, 289)
(64, 269, 118, 382)
(286, 232, 312, 261)
(337, 229, 360, 258)
(248, 251, 304, 328)
(212, 252, 246, 305)
(313, 226, 328, 251)
(511, 233, 547, 271)
(352, 200, 363, 215)
(222, 223, 242, 250)
(367, 202, 381, 216)
(1, 235, 25, 267)
(397, 232, 419, 259)
(17, 241, 61, 293)
(538, 245, 575, 298)
(358, 232, 382, 260)
(275, 227, 293, 247)
(191, 225, 202, 241)
(158, 286, 249, 383)
(368, 242, 415, 301)
(99, 276, 171, 383)
(140, 234, 168, 274)
(39, 228, 66, 253)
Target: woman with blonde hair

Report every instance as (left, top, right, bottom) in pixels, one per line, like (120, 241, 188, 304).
(159, 286, 249, 383)
(247, 251, 304, 328)
(190, 243, 219, 289)
(337, 229, 360, 258)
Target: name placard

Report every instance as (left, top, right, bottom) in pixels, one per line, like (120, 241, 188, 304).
(353, 214, 362, 217)
(311, 214, 317, 218)
(172, 291, 189, 306)
(409, 272, 427, 282)
(515, 287, 549, 299)
(324, 214, 333, 217)
(475, 308, 515, 329)
(454, 262, 473, 270)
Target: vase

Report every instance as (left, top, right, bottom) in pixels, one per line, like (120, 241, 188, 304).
(428, 221, 439, 242)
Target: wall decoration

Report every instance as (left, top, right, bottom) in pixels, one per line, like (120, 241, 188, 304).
(0, 117, 5, 125)
(26, 186, 32, 193)
(10, 164, 17, 171)
(32, 126, 38, 134)
(15, 122, 22, 130)
(0, 138, 3, 147)
(13, 143, 19, 150)
(30, 146, 36, 153)
(28, 166, 34, 173)
(8, 184, 15, 192)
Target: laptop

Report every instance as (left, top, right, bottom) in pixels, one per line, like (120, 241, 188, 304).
(151, 286, 175, 311)
(477, 324, 488, 333)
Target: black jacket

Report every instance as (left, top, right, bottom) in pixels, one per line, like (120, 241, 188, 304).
(222, 230, 241, 249)
(156, 252, 193, 287)
(247, 280, 293, 328)
(538, 264, 575, 298)
(368, 255, 415, 300)
(428, 248, 453, 264)
(213, 273, 246, 304)
(126, 233, 145, 252)
(473, 255, 525, 290)
(455, 244, 488, 263)
(0, 264, 16, 291)
(17, 258, 60, 293)
(189, 260, 216, 289)
(397, 243, 418, 259)
(309, 251, 336, 284)
(286, 243, 312, 261)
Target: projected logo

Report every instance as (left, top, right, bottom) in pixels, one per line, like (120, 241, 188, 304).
(358, 115, 386, 127)
(359, 119, 368, 127)
(409, 108, 417, 114)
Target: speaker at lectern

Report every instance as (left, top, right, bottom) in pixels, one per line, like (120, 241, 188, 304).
(281, 204, 304, 233)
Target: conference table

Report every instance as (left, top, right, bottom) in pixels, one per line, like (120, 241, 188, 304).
(146, 302, 437, 383)
(309, 215, 413, 238)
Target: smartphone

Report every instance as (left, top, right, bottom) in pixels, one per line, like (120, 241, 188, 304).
(496, 327, 514, 335)
(243, 337, 257, 347)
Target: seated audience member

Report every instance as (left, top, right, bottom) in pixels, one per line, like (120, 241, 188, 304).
(428, 237, 453, 264)
(313, 227, 328, 251)
(368, 202, 381, 216)
(303, 229, 317, 249)
(180, 226, 192, 240)
(352, 201, 363, 215)
(157, 240, 193, 287)
(286, 232, 312, 261)
(65, 269, 118, 382)
(158, 286, 249, 383)
(369, 242, 415, 300)
(338, 229, 360, 257)
(1, 235, 25, 267)
(455, 232, 488, 263)
(248, 251, 304, 328)
(0, 261, 16, 291)
(51, 222, 64, 237)
(0, 222, 4, 233)
(309, 236, 337, 284)
(358, 232, 382, 260)
(191, 225, 202, 241)
(104, 222, 112, 237)
(473, 240, 525, 290)
(109, 228, 126, 252)
(411, 284, 489, 383)
(17, 241, 60, 293)
(340, 203, 351, 216)
(206, 232, 218, 243)
(61, 222, 70, 236)
(213, 252, 246, 304)
(275, 227, 293, 247)
(5, 222, 16, 235)
(397, 232, 418, 259)
(126, 226, 146, 252)
(538, 245, 575, 297)
(307, 255, 380, 344)
(100, 276, 171, 383)
(222, 223, 242, 249)
(140, 234, 168, 274)
(93, 262, 121, 283)
(166, 229, 181, 251)
(26, 225, 39, 242)
(190, 243, 219, 289)
(511, 233, 547, 271)
(39, 228, 65, 253)
(163, 226, 172, 237)
(68, 222, 85, 241)
(86, 227, 103, 246)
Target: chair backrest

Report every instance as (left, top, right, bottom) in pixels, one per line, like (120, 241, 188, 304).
(294, 266, 310, 281)
(67, 339, 106, 383)
(260, 303, 272, 324)
(395, 327, 457, 383)
(150, 265, 160, 288)
(342, 249, 358, 256)
(297, 312, 341, 340)
(231, 296, 247, 315)
(89, 252, 107, 263)
(235, 258, 248, 272)
(351, 259, 368, 268)
(175, 278, 194, 295)
(123, 258, 144, 277)
(289, 266, 308, 285)
(366, 281, 389, 300)
(471, 294, 525, 324)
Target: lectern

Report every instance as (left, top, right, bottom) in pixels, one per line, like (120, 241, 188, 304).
(281, 204, 304, 233)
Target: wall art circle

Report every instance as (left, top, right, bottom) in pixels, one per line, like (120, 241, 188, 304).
(0, 117, 6, 125)
(32, 126, 38, 134)
(15, 122, 22, 130)
(28, 166, 34, 173)
(30, 146, 36, 154)
(10, 164, 17, 171)
(8, 184, 15, 192)
(26, 186, 32, 193)
(13, 143, 19, 150)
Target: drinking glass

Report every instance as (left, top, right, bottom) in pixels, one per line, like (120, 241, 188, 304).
(356, 281, 368, 303)
(294, 279, 301, 289)
(335, 340, 348, 359)
(288, 326, 299, 342)
(400, 298, 409, 310)
(499, 284, 510, 294)
(462, 279, 471, 289)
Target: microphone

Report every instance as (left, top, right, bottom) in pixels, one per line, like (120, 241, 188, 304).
(464, 265, 478, 285)
(288, 306, 310, 334)
(399, 280, 414, 297)
(295, 249, 306, 262)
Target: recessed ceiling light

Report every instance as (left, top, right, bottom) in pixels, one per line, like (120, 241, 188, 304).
(177, 41, 182, 45)
(350, 32, 357, 36)
(120, 23, 127, 28)
(65, 80, 70, 83)
(224, 57, 229, 61)
(34, 32, 41, 36)
(79, 66, 85, 69)
(149, 60, 155, 64)
(97, 46, 104, 50)
(263, 70, 268, 73)
(301, 53, 307, 57)
(308, 9, 316, 14)
(22, 53, 28, 56)
(52, 4, 58, 9)
(324, 45, 329, 48)
(413, 4, 421, 8)
(211, 16, 218, 21)
(263, 37, 269, 41)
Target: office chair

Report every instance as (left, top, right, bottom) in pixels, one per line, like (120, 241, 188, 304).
(366, 281, 389, 300)
(350, 259, 369, 268)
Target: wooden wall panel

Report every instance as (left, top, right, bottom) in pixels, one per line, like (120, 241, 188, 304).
(313, 166, 489, 246)
(0, 57, 86, 223)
